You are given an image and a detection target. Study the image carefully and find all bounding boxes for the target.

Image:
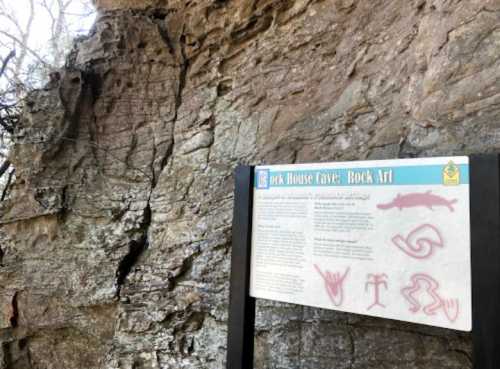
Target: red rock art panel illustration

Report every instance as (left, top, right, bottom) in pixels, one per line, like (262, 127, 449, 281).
(391, 224, 444, 260)
(314, 264, 350, 307)
(365, 273, 388, 310)
(401, 273, 459, 323)
(377, 191, 457, 212)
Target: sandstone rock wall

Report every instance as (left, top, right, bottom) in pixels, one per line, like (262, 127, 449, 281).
(2, 0, 500, 368)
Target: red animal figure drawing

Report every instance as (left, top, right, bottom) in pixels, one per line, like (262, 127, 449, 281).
(365, 273, 388, 310)
(401, 273, 459, 323)
(377, 191, 457, 212)
(314, 264, 350, 307)
(391, 224, 444, 260)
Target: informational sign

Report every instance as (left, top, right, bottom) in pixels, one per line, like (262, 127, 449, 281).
(249, 157, 471, 331)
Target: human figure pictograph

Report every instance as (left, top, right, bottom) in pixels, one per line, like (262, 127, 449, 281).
(365, 273, 388, 310)
(314, 264, 350, 307)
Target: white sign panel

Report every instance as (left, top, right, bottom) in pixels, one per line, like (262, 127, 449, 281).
(250, 157, 471, 331)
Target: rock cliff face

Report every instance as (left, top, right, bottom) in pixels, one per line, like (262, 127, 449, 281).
(1, 0, 500, 368)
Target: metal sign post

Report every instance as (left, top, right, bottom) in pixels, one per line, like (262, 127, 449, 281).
(470, 155, 500, 369)
(227, 165, 255, 369)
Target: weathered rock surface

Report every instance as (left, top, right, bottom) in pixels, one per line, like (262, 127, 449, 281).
(2, 0, 500, 367)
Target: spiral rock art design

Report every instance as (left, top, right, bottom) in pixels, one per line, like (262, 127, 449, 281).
(391, 223, 444, 260)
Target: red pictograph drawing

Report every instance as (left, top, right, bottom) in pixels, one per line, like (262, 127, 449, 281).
(401, 273, 459, 323)
(365, 273, 388, 310)
(377, 191, 457, 212)
(391, 224, 444, 260)
(314, 264, 350, 307)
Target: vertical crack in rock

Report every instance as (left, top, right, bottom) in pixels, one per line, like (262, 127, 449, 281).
(176, 32, 189, 121)
(116, 204, 151, 295)
(19, 338, 33, 369)
(1, 341, 12, 369)
(57, 185, 69, 219)
(1, 338, 33, 369)
(151, 11, 175, 56)
(45, 70, 85, 160)
(155, 22, 190, 182)
(147, 16, 180, 185)
(115, 235, 148, 291)
(9, 292, 18, 328)
(82, 69, 105, 175)
(112, 16, 188, 298)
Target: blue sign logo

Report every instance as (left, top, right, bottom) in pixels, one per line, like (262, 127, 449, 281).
(256, 169, 270, 189)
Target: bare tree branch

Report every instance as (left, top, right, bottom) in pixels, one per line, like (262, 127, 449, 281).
(0, 50, 14, 78)
(0, 31, 51, 68)
(0, 159, 10, 178)
(1, 167, 14, 201)
(0, 0, 95, 93)
(40, 0, 75, 67)
(0, 4, 26, 38)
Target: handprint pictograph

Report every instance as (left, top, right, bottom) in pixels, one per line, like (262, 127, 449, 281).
(365, 273, 388, 310)
(377, 191, 457, 212)
(401, 273, 459, 323)
(391, 224, 444, 260)
(314, 264, 350, 307)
